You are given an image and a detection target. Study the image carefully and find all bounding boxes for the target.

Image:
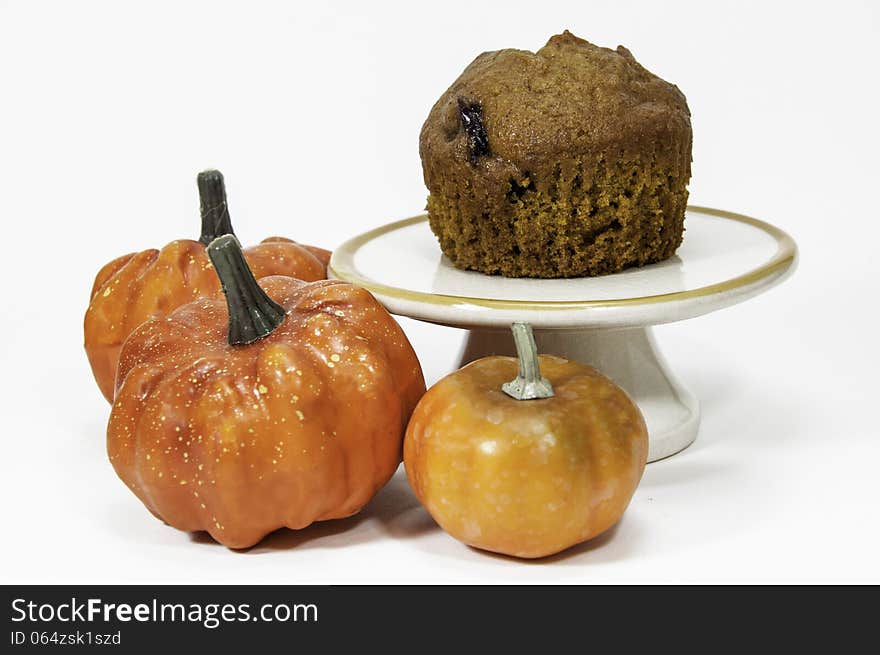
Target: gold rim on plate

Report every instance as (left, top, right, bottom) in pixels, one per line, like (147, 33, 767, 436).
(328, 206, 798, 312)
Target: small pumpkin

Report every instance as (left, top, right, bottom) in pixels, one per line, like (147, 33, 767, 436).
(85, 170, 330, 402)
(404, 322, 647, 559)
(107, 235, 425, 548)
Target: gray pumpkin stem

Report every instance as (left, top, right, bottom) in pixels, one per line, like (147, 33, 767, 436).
(502, 322, 554, 400)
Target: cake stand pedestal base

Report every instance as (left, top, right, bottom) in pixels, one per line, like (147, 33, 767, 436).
(457, 326, 700, 462)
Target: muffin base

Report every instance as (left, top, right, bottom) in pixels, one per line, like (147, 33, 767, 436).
(427, 154, 688, 278)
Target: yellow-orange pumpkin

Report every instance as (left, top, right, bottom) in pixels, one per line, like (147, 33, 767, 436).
(404, 323, 647, 558)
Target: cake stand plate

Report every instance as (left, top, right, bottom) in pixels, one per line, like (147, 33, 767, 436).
(329, 206, 797, 462)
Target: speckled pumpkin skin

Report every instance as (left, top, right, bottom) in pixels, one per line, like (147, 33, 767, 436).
(107, 276, 425, 549)
(85, 237, 330, 403)
(404, 355, 647, 559)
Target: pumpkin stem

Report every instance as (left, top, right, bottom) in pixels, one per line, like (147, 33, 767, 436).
(207, 235, 286, 345)
(198, 169, 235, 245)
(502, 322, 554, 400)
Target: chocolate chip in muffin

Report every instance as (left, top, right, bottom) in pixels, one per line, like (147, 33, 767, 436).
(457, 98, 491, 164)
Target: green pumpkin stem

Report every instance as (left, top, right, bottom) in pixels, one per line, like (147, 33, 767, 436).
(207, 235, 286, 345)
(502, 322, 554, 400)
(198, 170, 235, 245)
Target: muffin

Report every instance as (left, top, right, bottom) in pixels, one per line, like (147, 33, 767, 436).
(419, 31, 692, 278)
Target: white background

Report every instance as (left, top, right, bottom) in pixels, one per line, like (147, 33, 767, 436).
(1, 0, 878, 583)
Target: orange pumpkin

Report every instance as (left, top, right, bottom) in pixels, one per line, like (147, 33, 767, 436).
(404, 323, 647, 559)
(107, 235, 425, 548)
(85, 170, 330, 402)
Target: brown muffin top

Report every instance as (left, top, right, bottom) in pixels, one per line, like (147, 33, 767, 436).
(420, 31, 691, 171)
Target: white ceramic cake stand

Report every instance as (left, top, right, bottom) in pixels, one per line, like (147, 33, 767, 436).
(329, 206, 797, 462)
